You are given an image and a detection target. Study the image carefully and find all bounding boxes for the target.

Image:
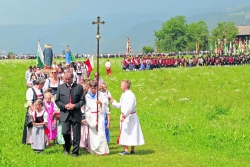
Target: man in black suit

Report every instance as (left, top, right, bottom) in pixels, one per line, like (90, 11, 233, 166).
(55, 71, 85, 156)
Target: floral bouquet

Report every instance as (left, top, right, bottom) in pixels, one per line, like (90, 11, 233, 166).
(24, 101, 32, 108)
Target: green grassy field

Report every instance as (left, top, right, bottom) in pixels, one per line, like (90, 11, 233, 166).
(1, 58, 250, 167)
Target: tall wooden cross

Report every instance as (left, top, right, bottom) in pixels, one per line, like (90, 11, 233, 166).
(92, 16, 105, 131)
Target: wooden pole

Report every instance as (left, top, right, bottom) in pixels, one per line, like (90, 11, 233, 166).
(92, 16, 105, 131)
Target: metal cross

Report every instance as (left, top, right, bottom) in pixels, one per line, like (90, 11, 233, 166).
(92, 16, 105, 38)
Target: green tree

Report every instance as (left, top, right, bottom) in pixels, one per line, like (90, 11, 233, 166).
(211, 22, 238, 46)
(142, 46, 154, 54)
(154, 16, 188, 52)
(186, 21, 210, 51)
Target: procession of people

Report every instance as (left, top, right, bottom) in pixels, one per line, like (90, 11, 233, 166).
(22, 60, 144, 156)
(121, 54, 250, 71)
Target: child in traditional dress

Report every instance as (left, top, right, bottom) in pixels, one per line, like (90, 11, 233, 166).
(99, 82, 111, 143)
(76, 66, 83, 84)
(44, 92, 57, 146)
(80, 107, 89, 152)
(31, 99, 48, 154)
(80, 82, 89, 151)
(82, 61, 87, 80)
(85, 80, 109, 155)
(26, 73, 37, 87)
(45, 86, 65, 148)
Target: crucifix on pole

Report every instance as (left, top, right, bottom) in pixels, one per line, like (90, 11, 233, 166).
(92, 16, 105, 131)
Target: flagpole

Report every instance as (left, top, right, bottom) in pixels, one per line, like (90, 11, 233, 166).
(126, 36, 132, 57)
(126, 35, 128, 57)
(92, 16, 105, 132)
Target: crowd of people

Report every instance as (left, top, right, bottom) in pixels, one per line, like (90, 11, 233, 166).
(25, 61, 91, 87)
(0, 53, 123, 59)
(22, 61, 144, 156)
(0, 51, 204, 60)
(121, 54, 250, 71)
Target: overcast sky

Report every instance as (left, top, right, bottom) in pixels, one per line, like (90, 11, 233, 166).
(0, 0, 249, 25)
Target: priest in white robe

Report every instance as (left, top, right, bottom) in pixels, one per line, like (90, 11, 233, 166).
(111, 79, 144, 155)
(85, 80, 109, 155)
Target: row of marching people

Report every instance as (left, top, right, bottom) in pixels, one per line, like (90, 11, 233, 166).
(122, 54, 250, 71)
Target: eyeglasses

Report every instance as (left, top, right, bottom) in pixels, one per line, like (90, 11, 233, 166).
(52, 72, 57, 74)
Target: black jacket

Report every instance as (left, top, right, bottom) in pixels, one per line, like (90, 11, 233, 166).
(55, 83, 85, 122)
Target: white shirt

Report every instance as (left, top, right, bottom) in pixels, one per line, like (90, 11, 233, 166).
(43, 78, 63, 92)
(101, 90, 112, 113)
(105, 61, 111, 68)
(26, 87, 43, 103)
(25, 70, 32, 80)
(112, 90, 136, 118)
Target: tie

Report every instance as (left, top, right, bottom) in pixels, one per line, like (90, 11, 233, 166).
(68, 85, 72, 103)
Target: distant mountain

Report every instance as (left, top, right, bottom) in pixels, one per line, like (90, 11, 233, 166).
(0, 3, 250, 54)
(104, 19, 162, 53)
(187, 4, 250, 30)
(0, 13, 164, 54)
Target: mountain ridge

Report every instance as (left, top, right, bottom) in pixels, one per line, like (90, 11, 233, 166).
(0, 4, 250, 54)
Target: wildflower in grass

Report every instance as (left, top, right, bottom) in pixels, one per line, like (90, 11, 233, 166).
(180, 98, 189, 101)
(235, 89, 240, 92)
(171, 88, 177, 92)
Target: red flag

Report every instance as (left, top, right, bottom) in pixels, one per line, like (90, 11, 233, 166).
(126, 36, 132, 54)
(85, 54, 94, 73)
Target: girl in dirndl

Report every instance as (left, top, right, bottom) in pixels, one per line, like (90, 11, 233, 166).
(76, 66, 83, 84)
(31, 99, 48, 154)
(44, 92, 57, 146)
